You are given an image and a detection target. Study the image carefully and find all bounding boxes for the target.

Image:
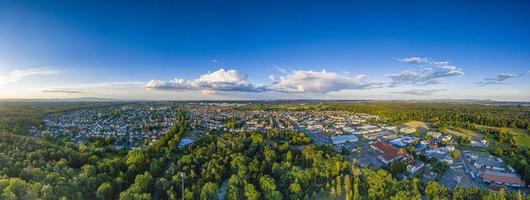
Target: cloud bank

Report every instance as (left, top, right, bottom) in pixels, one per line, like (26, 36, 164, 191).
(146, 57, 466, 95)
(267, 70, 383, 93)
(393, 89, 447, 96)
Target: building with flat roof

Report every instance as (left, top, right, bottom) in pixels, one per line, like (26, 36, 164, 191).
(474, 157, 506, 172)
(364, 131, 394, 140)
(480, 170, 525, 188)
(331, 134, 358, 144)
(389, 136, 418, 147)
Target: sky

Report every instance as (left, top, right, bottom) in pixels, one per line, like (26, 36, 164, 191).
(0, 0, 529, 101)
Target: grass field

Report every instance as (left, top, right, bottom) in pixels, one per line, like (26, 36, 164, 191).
(475, 125, 530, 148)
(444, 125, 530, 148)
(444, 127, 482, 139)
(499, 127, 530, 148)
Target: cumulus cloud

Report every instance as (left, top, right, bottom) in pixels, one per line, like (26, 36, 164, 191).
(476, 72, 527, 86)
(393, 89, 447, 96)
(147, 69, 263, 92)
(146, 79, 192, 89)
(147, 57, 467, 95)
(387, 57, 464, 86)
(266, 70, 384, 93)
(0, 68, 59, 84)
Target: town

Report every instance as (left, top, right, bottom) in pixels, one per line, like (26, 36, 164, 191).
(38, 102, 527, 194)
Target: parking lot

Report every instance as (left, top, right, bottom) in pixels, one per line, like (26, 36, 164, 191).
(346, 141, 385, 169)
(304, 130, 332, 145)
(440, 164, 478, 189)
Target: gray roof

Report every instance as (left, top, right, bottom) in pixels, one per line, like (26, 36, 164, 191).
(331, 134, 358, 144)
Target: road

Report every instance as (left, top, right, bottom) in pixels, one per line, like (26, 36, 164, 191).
(291, 121, 331, 145)
(461, 154, 486, 189)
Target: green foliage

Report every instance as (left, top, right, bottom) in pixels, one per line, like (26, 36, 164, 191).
(0, 109, 189, 200)
(457, 135, 471, 145)
(0, 131, 128, 199)
(387, 160, 407, 177)
(224, 117, 241, 131)
(0, 102, 528, 199)
(451, 150, 461, 160)
(363, 169, 396, 200)
(243, 183, 259, 200)
(259, 176, 282, 200)
(96, 182, 113, 200)
(200, 182, 217, 200)
(288, 132, 311, 145)
(425, 181, 448, 200)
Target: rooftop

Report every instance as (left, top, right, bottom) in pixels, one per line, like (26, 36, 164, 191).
(331, 134, 358, 144)
(481, 170, 524, 186)
(371, 140, 405, 162)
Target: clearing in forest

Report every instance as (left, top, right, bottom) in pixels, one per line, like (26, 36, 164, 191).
(444, 127, 482, 140)
(402, 121, 430, 132)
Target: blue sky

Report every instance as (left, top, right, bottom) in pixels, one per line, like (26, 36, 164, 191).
(0, 0, 529, 100)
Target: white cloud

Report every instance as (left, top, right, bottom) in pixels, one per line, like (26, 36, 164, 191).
(147, 69, 263, 92)
(476, 72, 527, 86)
(387, 57, 464, 86)
(43, 90, 84, 94)
(266, 70, 384, 93)
(398, 57, 430, 65)
(146, 79, 192, 89)
(0, 68, 59, 84)
(276, 67, 288, 74)
(145, 57, 468, 96)
(393, 89, 447, 96)
(194, 69, 247, 84)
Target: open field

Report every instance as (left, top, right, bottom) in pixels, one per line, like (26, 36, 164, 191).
(499, 127, 530, 148)
(475, 125, 530, 148)
(403, 120, 430, 129)
(444, 127, 482, 139)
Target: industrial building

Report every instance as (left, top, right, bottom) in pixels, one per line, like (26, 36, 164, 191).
(331, 134, 358, 144)
(480, 170, 525, 188)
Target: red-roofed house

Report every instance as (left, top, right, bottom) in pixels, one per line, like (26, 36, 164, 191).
(371, 140, 406, 164)
(480, 170, 525, 188)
